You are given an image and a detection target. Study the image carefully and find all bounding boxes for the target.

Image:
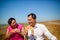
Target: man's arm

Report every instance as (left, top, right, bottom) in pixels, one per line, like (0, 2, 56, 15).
(40, 24, 57, 40)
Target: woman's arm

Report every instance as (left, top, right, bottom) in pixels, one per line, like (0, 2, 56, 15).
(16, 27, 28, 40)
(5, 30, 12, 39)
(5, 29, 16, 39)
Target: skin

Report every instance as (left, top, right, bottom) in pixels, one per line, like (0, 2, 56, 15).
(28, 15, 36, 27)
(27, 15, 36, 35)
(5, 20, 25, 39)
(24, 15, 36, 40)
(5, 16, 36, 40)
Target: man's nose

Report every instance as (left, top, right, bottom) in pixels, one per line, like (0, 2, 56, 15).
(28, 21, 31, 22)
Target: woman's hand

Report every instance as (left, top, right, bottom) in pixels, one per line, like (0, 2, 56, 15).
(10, 29, 16, 34)
(10, 28, 20, 34)
(15, 28, 20, 33)
(5, 28, 17, 39)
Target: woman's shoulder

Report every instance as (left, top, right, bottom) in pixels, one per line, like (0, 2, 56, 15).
(7, 25, 11, 29)
(18, 24, 22, 26)
(7, 26, 12, 31)
(18, 24, 23, 29)
(18, 24, 23, 27)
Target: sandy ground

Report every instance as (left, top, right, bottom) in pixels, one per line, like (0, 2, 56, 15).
(0, 20, 60, 40)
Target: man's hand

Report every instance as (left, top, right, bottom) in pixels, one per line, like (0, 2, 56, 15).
(31, 28, 34, 36)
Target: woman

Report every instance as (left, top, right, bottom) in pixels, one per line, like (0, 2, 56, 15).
(5, 18, 24, 40)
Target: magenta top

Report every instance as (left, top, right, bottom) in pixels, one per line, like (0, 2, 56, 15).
(7, 24, 24, 40)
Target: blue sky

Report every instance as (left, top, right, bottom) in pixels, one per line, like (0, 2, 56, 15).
(0, 0, 60, 24)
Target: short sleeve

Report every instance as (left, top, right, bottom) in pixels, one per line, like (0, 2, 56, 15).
(18, 24, 23, 31)
(7, 26, 12, 34)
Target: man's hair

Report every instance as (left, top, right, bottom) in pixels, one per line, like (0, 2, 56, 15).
(28, 13, 36, 19)
(8, 17, 16, 25)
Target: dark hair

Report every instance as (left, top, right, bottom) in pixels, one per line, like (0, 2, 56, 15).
(28, 13, 36, 19)
(8, 18, 16, 25)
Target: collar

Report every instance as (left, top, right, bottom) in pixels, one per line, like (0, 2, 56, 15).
(34, 23, 38, 29)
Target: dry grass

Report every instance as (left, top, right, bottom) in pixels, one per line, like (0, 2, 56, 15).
(0, 20, 60, 40)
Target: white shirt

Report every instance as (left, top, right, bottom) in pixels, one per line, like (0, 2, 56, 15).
(28, 23, 57, 40)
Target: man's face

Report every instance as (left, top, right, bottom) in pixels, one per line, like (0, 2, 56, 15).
(11, 20, 17, 27)
(28, 15, 36, 26)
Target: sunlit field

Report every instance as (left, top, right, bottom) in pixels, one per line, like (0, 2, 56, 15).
(0, 20, 60, 40)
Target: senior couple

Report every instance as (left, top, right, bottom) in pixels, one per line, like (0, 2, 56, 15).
(5, 13, 57, 40)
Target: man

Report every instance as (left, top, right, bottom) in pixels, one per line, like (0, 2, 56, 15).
(25, 13, 57, 40)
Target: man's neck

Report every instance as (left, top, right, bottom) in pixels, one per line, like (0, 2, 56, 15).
(31, 22, 36, 28)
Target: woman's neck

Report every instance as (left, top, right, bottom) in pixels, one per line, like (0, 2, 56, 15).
(11, 24, 18, 29)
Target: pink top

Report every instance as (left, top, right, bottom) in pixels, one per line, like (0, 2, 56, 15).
(7, 24, 24, 40)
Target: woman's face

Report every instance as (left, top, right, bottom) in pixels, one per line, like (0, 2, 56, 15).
(10, 20, 17, 27)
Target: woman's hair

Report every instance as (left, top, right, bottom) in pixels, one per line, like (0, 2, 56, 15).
(8, 17, 16, 25)
(28, 13, 36, 19)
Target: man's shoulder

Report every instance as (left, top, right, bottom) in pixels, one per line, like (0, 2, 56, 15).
(36, 23, 45, 26)
(36, 23, 46, 28)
